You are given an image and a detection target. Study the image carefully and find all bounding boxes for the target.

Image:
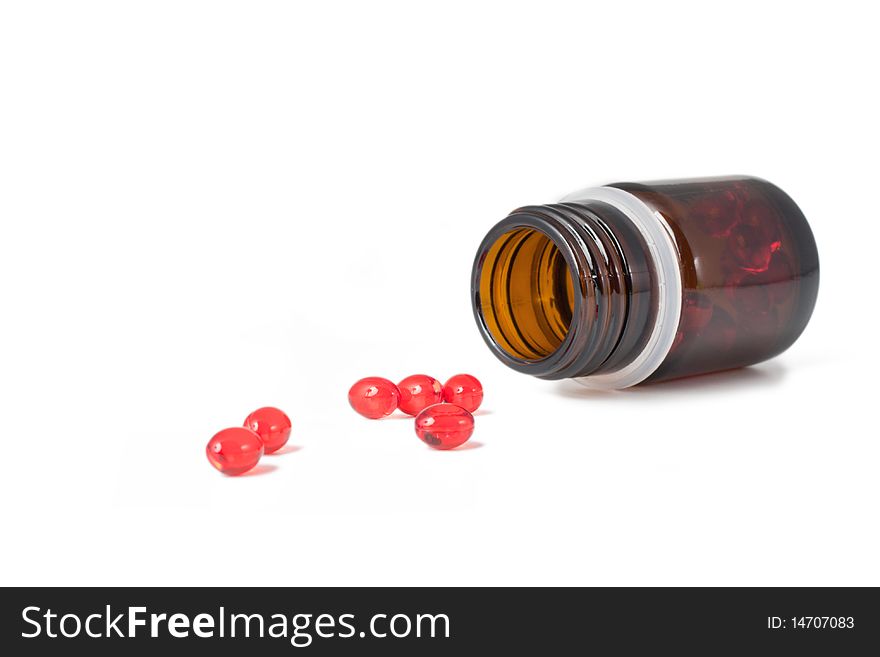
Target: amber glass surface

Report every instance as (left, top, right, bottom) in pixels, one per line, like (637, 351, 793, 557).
(611, 176, 819, 382)
(479, 227, 575, 360)
(473, 201, 657, 380)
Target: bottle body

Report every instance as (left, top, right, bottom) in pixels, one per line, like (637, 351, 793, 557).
(471, 176, 819, 388)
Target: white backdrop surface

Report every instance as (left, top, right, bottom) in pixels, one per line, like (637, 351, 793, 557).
(1, 1, 877, 586)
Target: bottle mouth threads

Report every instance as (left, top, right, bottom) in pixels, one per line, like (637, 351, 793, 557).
(476, 225, 575, 361)
(471, 191, 680, 386)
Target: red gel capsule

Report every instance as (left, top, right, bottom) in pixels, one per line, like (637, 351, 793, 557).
(397, 374, 443, 416)
(415, 403, 475, 450)
(206, 427, 264, 476)
(442, 374, 483, 412)
(726, 200, 782, 274)
(244, 406, 291, 454)
(680, 292, 713, 333)
(692, 189, 741, 237)
(348, 377, 400, 419)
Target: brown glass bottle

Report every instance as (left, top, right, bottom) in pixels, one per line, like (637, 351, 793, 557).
(471, 176, 819, 388)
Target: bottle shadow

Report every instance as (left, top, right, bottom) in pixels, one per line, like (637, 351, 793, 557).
(556, 362, 787, 402)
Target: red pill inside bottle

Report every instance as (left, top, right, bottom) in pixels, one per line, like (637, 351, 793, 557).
(397, 374, 443, 416)
(348, 377, 400, 419)
(442, 374, 483, 412)
(206, 427, 264, 476)
(244, 406, 291, 454)
(415, 403, 475, 450)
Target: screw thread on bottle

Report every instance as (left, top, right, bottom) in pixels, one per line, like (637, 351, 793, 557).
(472, 200, 657, 380)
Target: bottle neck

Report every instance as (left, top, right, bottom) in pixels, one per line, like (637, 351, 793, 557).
(472, 199, 660, 380)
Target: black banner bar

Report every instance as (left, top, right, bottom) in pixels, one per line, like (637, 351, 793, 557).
(1, 587, 877, 654)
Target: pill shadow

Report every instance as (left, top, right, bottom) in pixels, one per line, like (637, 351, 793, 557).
(448, 440, 484, 452)
(267, 445, 303, 456)
(388, 410, 492, 420)
(239, 464, 279, 477)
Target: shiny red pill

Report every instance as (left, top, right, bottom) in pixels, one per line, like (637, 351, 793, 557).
(397, 374, 443, 416)
(206, 427, 264, 476)
(348, 376, 400, 419)
(415, 403, 474, 450)
(441, 374, 483, 412)
(244, 406, 291, 454)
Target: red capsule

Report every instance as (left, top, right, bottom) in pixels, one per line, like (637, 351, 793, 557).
(206, 427, 264, 476)
(442, 374, 483, 412)
(726, 200, 782, 273)
(670, 330, 686, 354)
(348, 377, 400, 419)
(397, 374, 443, 416)
(727, 224, 778, 273)
(754, 252, 796, 305)
(702, 307, 737, 351)
(680, 292, 714, 333)
(692, 189, 741, 237)
(415, 403, 474, 450)
(244, 406, 291, 454)
(728, 280, 773, 317)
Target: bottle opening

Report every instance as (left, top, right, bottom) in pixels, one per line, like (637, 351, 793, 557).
(478, 227, 575, 361)
(473, 196, 672, 384)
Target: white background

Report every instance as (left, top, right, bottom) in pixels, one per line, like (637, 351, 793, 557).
(1, 1, 878, 586)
